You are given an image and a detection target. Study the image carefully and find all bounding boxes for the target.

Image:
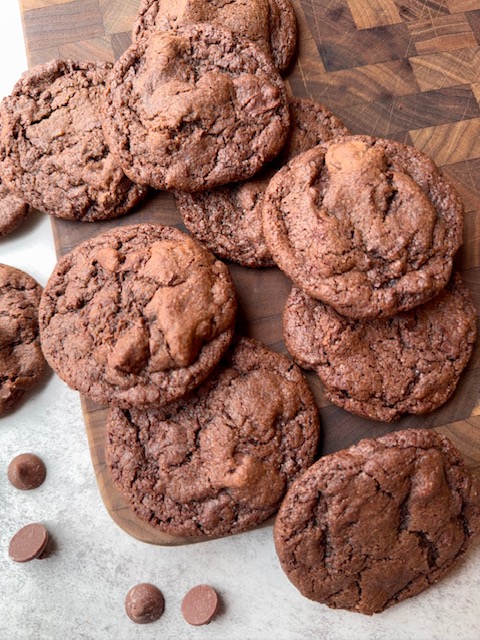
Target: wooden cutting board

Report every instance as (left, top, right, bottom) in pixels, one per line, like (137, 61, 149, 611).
(18, 0, 480, 545)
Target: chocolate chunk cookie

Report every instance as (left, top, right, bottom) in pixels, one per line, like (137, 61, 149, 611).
(106, 338, 320, 538)
(0, 59, 147, 222)
(132, 0, 297, 73)
(175, 97, 349, 267)
(262, 135, 464, 318)
(0, 264, 45, 415)
(0, 178, 28, 238)
(101, 23, 290, 192)
(39, 224, 237, 408)
(274, 428, 480, 615)
(283, 274, 476, 422)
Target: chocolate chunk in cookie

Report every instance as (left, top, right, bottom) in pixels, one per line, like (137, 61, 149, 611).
(39, 224, 237, 408)
(274, 428, 480, 615)
(175, 97, 349, 267)
(283, 274, 477, 422)
(0, 264, 45, 415)
(0, 59, 147, 222)
(263, 135, 464, 318)
(101, 23, 290, 192)
(106, 338, 320, 538)
(0, 178, 28, 238)
(132, 0, 297, 73)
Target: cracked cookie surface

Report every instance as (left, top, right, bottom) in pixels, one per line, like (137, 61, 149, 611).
(0, 59, 147, 222)
(101, 23, 290, 192)
(0, 264, 45, 415)
(274, 428, 480, 615)
(175, 97, 349, 267)
(106, 337, 320, 538)
(132, 0, 297, 73)
(262, 135, 464, 318)
(0, 178, 28, 238)
(283, 274, 476, 422)
(39, 224, 237, 408)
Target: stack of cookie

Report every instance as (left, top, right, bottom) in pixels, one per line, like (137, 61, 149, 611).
(261, 135, 477, 422)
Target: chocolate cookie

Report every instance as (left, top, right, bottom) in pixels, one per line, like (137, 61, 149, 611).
(106, 338, 320, 538)
(175, 97, 349, 267)
(101, 23, 290, 192)
(262, 135, 464, 318)
(132, 0, 297, 73)
(0, 177, 28, 238)
(0, 264, 45, 415)
(274, 428, 480, 615)
(8, 453, 47, 490)
(283, 274, 477, 422)
(0, 59, 147, 222)
(39, 224, 237, 408)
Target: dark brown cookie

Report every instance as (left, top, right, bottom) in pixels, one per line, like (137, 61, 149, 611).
(283, 274, 477, 422)
(101, 23, 290, 192)
(274, 428, 480, 615)
(0, 59, 147, 222)
(39, 224, 237, 408)
(0, 177, 28, 237)
(263, 135, 464, 318)
(8, 522, 50, 563)
(132, 0, 297, 73)
(105, 338, 320, 538)
(175, 97, 349, 267)
(0, 264, 45, 415)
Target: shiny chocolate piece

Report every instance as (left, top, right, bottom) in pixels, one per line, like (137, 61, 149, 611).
(125, 583, 165, 624)
(8, 523, 49, 563)
(181, 584, 219, 626)
(8, 453, 46, 490)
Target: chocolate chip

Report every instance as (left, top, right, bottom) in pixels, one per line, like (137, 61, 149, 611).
(124, 583, 165, 624)
(8, 453, 46, 490)
(8, 523, 49, 563)
(181, 584, 219, 626)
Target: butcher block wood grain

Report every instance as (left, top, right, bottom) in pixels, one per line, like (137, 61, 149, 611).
(18, 0, 480, 545)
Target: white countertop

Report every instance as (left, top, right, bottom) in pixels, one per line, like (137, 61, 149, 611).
(1, 3, 480, 638)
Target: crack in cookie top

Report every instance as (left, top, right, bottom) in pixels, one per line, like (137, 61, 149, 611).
(132, 0, 297, 73)
(0, 59, 147, 222)
(101, 23, 290, 192)
(106, 337, 320, 538)
(283, 273, 477, 422)
(0, 178, 28, 238)
(273, 428, 480, 615)
(175, 97, 350, 267)
(38, 224, 237, 408)
(262, 135, 464, 318)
